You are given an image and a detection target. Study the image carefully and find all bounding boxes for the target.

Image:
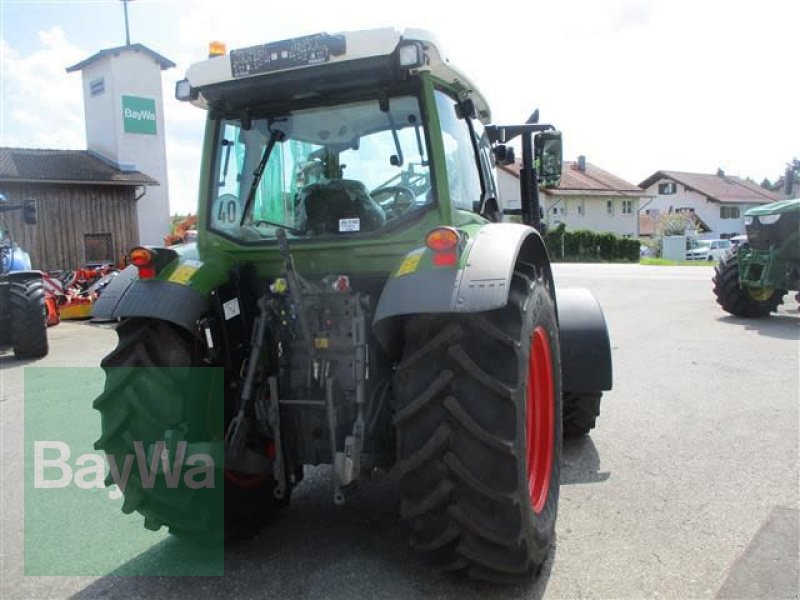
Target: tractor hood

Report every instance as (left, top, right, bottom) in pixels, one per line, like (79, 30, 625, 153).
(744, 198, 800, 217)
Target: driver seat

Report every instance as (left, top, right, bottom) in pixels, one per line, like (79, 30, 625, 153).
(296, 180, 385, 235)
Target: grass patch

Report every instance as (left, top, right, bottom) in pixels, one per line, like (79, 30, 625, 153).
(640, 257, 716, 266)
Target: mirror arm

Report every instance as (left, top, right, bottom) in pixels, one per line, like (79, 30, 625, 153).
(519, 131, 541, 231)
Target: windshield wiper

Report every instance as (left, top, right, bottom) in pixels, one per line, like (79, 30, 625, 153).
(239, 129, 285, 226)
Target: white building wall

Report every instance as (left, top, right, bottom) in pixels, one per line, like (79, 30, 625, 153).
(543, 195, 639, 237)
(495, 169, 639, 236)
(642, 178, 759, 239)
(77, 48, 171, 246)
(496, 167, 521, 212)
(82, 59, 119, 162)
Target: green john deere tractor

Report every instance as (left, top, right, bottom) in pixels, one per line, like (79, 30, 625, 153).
(93, 29, 612, 581)
(713, 198, 800, 317)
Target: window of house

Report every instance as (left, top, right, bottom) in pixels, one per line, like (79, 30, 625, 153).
(720, 206, 740, 219)
(658, 182, 677, 195)
(89, 77, 105, 97)
(645, 208, 660, 217)
(577, 199, 585, 216)
(622, 200, 633, 215)
(84, 233, 113, 263)
(606, 199, 615, 216)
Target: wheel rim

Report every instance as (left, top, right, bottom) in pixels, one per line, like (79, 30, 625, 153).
(747, 286, 774, 302)
(526, 326, 555, 514)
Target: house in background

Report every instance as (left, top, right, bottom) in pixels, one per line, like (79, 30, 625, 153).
(639, 170, 779, 239)
(497, 156, 648, 237)
(0, 147, 156, 270)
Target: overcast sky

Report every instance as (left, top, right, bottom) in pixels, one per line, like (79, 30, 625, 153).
(1, 0, 797, 214)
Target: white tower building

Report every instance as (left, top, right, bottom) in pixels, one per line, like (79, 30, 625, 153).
(67, 44, 174, 245)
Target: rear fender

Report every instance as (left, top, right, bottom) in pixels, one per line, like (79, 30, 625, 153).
(373, 222, 555, 356)
(556, 287, 613, 393)
(6, 270, 43, 282)
(91, 265, 210, 333)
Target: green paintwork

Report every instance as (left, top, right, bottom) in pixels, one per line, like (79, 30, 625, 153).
(150, 72, 494, 297)
(744, 198, 800, 217)
(738, 198, 800, 292)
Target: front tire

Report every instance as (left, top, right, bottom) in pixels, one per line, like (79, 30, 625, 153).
(394, 265, 562, 582)
(713, 247, 784, 317)
(10, 277, 48, 359)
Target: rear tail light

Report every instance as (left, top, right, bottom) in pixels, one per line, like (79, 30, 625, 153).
(425, 227, 462, 268)
(425, 227, 460, 252)
(129, 247, 156, 279)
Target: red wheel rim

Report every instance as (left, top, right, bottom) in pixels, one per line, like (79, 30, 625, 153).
(224, 470, 266, 489)
(526, 326, 554, 514)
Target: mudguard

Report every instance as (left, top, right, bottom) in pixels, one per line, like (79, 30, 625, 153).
(92, 265, 209, 332)
(374, 224, 545, 321)
(5, 269, 43, 282)
(556, 287, 612, 393)
(373, 222, 554, 354)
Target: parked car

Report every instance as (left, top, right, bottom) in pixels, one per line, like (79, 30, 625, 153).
(686, 239, 732, 261)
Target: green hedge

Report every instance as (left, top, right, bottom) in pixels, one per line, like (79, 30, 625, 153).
(544, 224, 640, 262)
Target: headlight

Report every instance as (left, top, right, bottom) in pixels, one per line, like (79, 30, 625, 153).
(758, 214, 781, 225)
(175, 79, 196, 101)
(743, 216, 754, 226)
(397, 42, 423, 68)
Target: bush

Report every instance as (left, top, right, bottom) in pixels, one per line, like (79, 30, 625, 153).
(543, 225, 639, 262)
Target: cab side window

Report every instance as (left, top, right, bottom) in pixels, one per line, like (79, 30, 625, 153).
(434, 91, 482, 211)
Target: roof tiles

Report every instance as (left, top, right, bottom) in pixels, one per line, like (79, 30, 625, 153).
(0, 147, 158, 186)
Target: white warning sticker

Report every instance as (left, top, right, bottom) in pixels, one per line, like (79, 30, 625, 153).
(223, 298, 241, 320)
(339, 218, 360, 232)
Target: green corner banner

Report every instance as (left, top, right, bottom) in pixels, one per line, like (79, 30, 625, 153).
(122, 95, 157, 135)
(24, 367, 224, 576)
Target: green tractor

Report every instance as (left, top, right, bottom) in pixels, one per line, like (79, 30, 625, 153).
(93, 29, 612, 581)
(713, 198, 800, 317)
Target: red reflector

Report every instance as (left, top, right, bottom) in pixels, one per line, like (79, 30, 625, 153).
(137, 266, 156, 279)
(432, 251, 457, 267)
(425, 227, 460, 252)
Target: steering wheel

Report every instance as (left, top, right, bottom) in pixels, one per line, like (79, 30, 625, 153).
(371, 185, 417, 217)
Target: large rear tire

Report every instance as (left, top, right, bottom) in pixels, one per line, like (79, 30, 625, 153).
(10, 277, 48, 359)
(562, 392, 602, 438)
(394, 265, 562, 583)
(96, 318, 287, 540)
(712, 247, 784, 317)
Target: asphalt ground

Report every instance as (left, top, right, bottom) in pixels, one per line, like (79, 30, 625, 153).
(1, 263, 798, 599)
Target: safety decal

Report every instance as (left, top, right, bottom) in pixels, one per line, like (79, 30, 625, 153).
(168, 259, 202, 285)
(396, 249, 424, 277)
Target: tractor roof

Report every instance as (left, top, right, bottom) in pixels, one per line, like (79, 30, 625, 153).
(183, 28, 491, 123)
(744, 197, 800, 216)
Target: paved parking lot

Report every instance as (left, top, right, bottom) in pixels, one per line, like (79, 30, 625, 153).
(1, 263, 798, 599)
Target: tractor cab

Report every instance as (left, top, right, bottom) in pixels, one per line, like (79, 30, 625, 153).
(176, 29, 559, 252)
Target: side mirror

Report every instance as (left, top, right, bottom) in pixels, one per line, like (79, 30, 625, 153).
(492, 144, 516, 166)
(23, 199, 37, 225)
(534, 130, 562, 187)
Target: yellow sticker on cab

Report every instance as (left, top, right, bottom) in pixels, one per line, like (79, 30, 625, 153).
(396, 249, 424, 277)
(168, 260, 202, 285)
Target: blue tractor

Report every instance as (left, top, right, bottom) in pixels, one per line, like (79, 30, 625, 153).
(0, 193, 48, 359)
